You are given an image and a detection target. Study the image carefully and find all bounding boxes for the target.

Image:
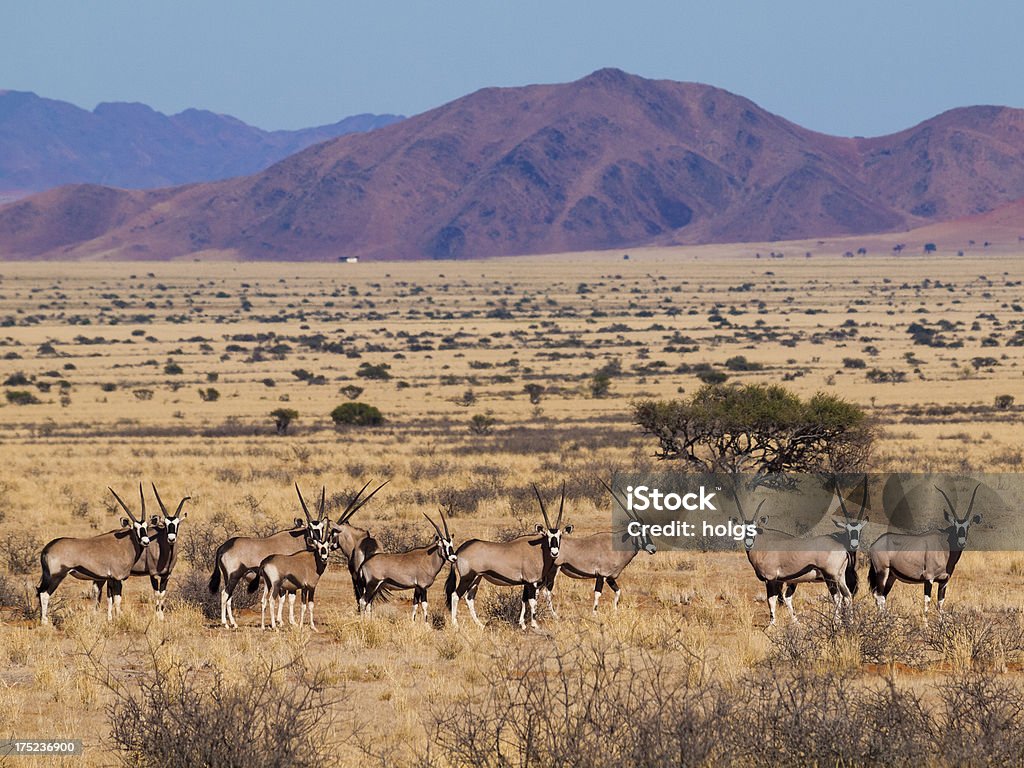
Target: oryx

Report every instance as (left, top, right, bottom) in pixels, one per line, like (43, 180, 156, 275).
(249, 489, 333, 631)
(737, 477, 867, 626)
(545, 479, 656, 613)
(208, 483, 327, 628)
(868, 483, 982, 614)
(37, 485, 153, 625)
(87, 483, 189, 619)
(327, 480, 389, 609)
(358, 506, 457, 620)
(446, 483, 569, 629)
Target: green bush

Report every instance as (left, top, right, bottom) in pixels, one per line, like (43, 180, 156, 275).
(330, 402, 384, 427)
(356, 362, 392, 380)
(5, 390, 40, 405)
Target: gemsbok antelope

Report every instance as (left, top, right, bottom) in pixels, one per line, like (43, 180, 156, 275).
(736, 479, 866, 626)
(208, 483, 328, 628)
(358, 507, 457, 620)
(37, 485, 153, 625)
(87, 483, 189, 619)
(327, 480, 389, 609)
(446, 483, 569, 630)
(249, 489, 332, 631)
(868, 483, 982, 615)
(545, 479, 656, 613)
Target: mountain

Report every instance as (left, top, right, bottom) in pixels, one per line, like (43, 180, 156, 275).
(1, 69, 1022, 261)
(0, 89, 402, 195)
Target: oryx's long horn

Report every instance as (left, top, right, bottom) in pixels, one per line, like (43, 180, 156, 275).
(439, 506, 451, 538)
(533, 484, 552, 529)
(174, 496, 191, 516)
(151, 482, 169, 516)
(599, 478, 633, 520)
(755, 499, 767, 519)
(835, 478, 852, 521)
(295, 483, 313, 523)
(934, 485, 956, 516)
(859, 475, 869, 521)
(966, 483, 982, 518)
(338, 480, 372, 519)
(109, 487, 137, 523)
(423, 512, 443, 539)
(318, 486, 327, 521)
(557, 481, 566, 527)
(732, 487, 747, 523)
(139, 483, 146, 521)
(340, 480, 389, 523)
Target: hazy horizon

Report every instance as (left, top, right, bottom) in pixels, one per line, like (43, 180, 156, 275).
(3, 0, 1022, 137)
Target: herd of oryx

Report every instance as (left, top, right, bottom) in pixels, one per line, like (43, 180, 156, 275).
(33, 476, 985, 630)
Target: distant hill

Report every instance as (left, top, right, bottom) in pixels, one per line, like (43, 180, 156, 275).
(1, 69, 1022, 261)
(0, 89, 402, 195)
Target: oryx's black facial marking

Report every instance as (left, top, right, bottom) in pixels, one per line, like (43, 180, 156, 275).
(536, 523, 573, 557)
(438, 534, 457, 563)
(834, 519, 868, 551)
(937, 483, 983, 550)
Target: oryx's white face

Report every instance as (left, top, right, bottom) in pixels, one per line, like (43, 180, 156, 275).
(633, 522, 656, 555)
(306, 517, 327, 544)
(946, 511, 982, 549)
(536, 523, 573, 557)
(437, 534, 457, 563)
(306, 528, 332, 564)
(123, 517, 151, 547)
(834, 518, 868, 551)
(740, 515, 768, 550)
(161, 512, 187, 544)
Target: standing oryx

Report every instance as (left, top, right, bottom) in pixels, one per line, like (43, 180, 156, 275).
(546, 480, 656, 613)
(736, 477, 867, 626)
(328, 480, 388, 609)
(37, 485, 153, 625)
(250, 489, 333, 631)
(868, 483, 982, 615)
(87, 483, 189, 619)
(208, 483, 328, 628)
(359, 507, 457, 620)
(446, 484, 569, 629)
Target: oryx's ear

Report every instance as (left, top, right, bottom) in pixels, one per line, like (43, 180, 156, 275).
(294, 517, 305, 528)
(180, 511, 188, 519)
(150, 515, 160, 526)
(535, 524, 544, 533)
(621, 532, 630, 543)
(833, 518, 845, 528)
(972, 514, 983, 524)
(758, 515, 769, 526)
(120, 517, 130, 527)
(860, 515, 869, 523)
(563, 524, 573, 534)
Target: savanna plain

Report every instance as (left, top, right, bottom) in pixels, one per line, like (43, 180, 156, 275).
(2, 240, 1024, 767)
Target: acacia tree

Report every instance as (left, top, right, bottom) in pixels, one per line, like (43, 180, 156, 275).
(631, 383, 872, 475)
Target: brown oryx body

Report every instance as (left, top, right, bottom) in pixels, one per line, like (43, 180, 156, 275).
(208, 483, 329, 628)
(547, 478, 656, 613)
(739, 477, 868, 626)
(88, 484, 189, 619)
(446, 484, 570, 629)
(37, 486, 152, 624)
(250, 491, 332, 631)
(359, 508, 457, 620)
(328, 481, 388, 609)
(868, 484, 982, 614)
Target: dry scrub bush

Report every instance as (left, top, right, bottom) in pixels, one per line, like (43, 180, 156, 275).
(105, 647, 344, 768)
(1, 530, 42, 573)
(175, 567, 257, 619)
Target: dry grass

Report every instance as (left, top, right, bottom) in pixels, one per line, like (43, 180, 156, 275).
(1, 247, 1024, 765)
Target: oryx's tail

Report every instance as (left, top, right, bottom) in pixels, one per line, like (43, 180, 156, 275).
(845, 553, 859, 596)
(867, 560, 880, 595)
(208, 561, 221, 595)
(444, 564, 457, 606)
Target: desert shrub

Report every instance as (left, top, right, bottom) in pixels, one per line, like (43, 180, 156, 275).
(373, 525, 431, 554)
(5, 390, 40, 405)
(331, 402, 384, 427)
(106, 652, 341, 768)
(3, 371, 30, 386)
(633, 384, 872, 473)
(1, 530, 42, 574)
(339, 384, 364, 400)
(724, 355, 762, 371)
(164, 361, 183, 375)
(696, 369, 728, 385)
(995, 394, 1015, 410)
(468, 412, 497, 435)
(174, 568, 258, 619)
(133, 388, 154, 401)
(356, 362, 392, 380)
(589, 371, 612, 398)
(843, 357, 867, 369)
(925, 608, 1024, 670)
(270, 407, 299, 435)
(524, 382, 544, 404)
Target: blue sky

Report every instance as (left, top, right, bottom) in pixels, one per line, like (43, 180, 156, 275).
(3, 0, 1021, 136)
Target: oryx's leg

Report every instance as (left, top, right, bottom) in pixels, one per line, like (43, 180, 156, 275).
(298, 589, 308, 629)
(542, 585, 558, 619)
(937, 580, 949, 614)
(464, 580, 484, 628)
(260, 583, 269, 630)
(276, 589, 286, 626)
(222, 570, 242, 629)
(412, 586, 426, 622)
(149, 575, 160, 617)
(766, 581, 781, 626)
(91, 580, 103, 609)
(782, 584, 798, 622)
(38, 567, 69, 626)
(825, 578, 843, 624)
(157, 575, 169, 618)
(607, 576, 622, 610)
(109, 579, 124, 618)
(308, 587, 318, 632)
(287, 592, 297, 625)
(593, 576, 605, 613)
(923, 581, 933, 617)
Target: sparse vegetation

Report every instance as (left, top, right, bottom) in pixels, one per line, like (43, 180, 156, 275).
(270, 407, 299, 435)
(330, 402, 384, 427)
